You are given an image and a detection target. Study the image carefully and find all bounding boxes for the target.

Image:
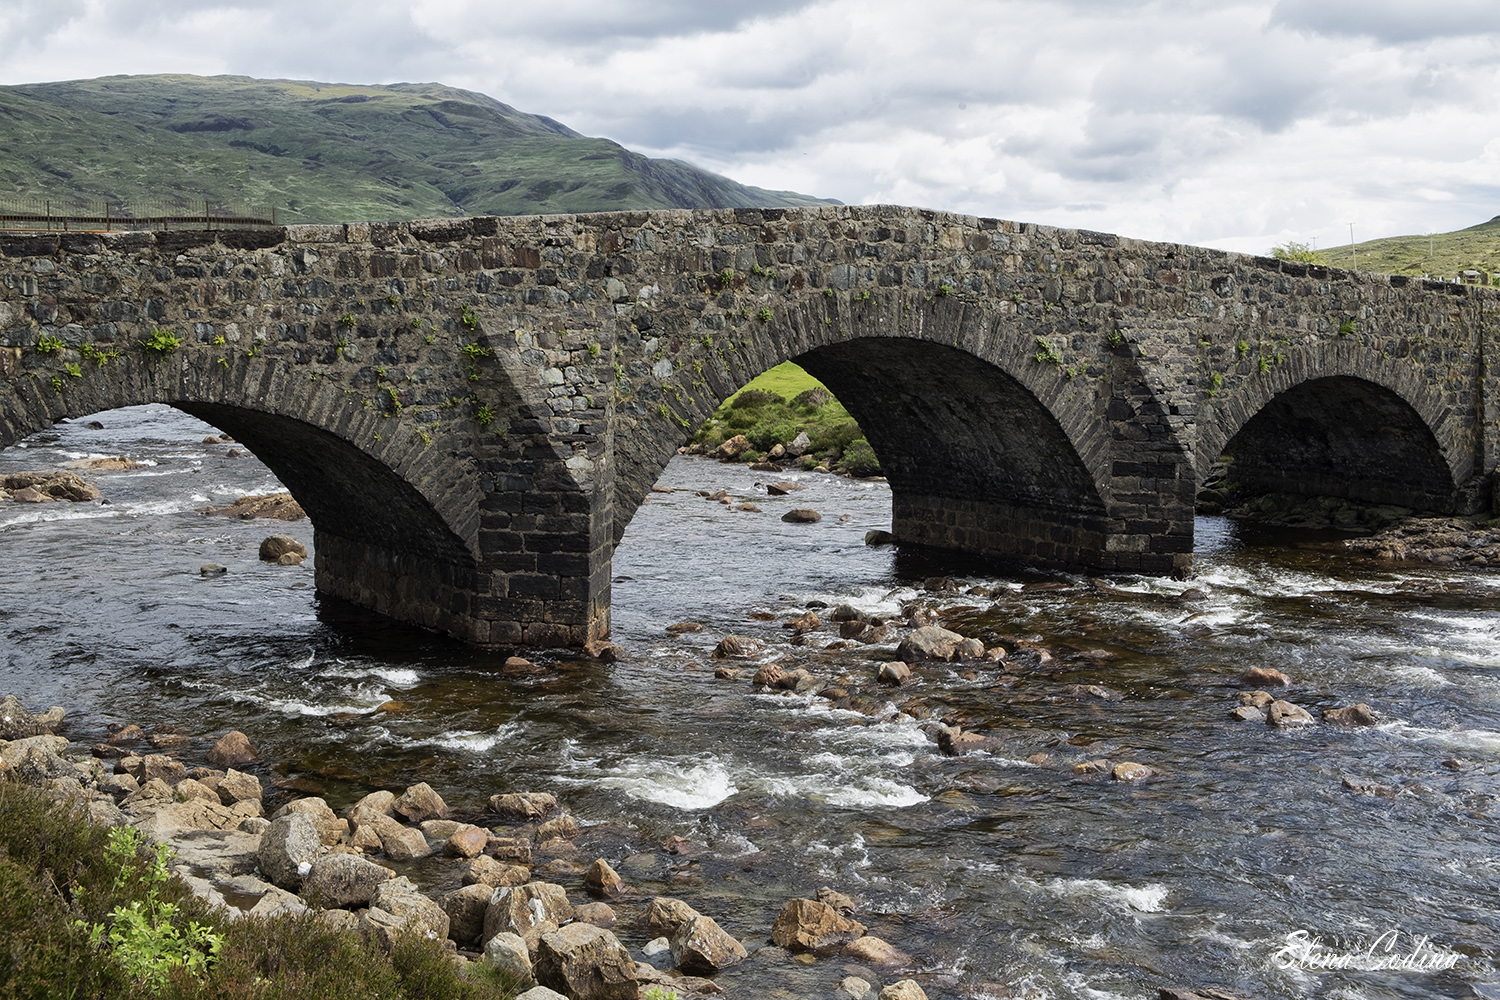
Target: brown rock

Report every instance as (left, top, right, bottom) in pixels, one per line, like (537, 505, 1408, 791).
(200, 492, 306, 521)
(1240, 666, 1291, 688)
(533, 923, 638, 1000)
(216, 768, 263, 805)
(393, 781, 449, 823)
(490, 791, 557, 820)
(897, 626, 967, 663)
(271, 798, 349, 845)
(1267, 700, 1315, 728)
(463, 855, 531, 887)
(766, 481, 805, 495)
(781, 508, 822, 523)
(1230, 706, 1267, 722)
(877, 662, 911, 685)
(582, 639, 626, 662)
(484, 881, 574, 950)
(446, 824, 490, 858)
(880, 982, 928, 1000)
(584, 858, 625, 897)
(770, 898, 867, 954)
(713, 635, 763, 658)
(1239, 690, 1275, 708)
(258, 534, 307, 562)
(843, 935, 912, 968)
(666, 621, 705, 634)
(671, 914, 748, 974)
(300, 853, 395, 908)
(752, 664, 784, 687)
(107, 724, 144, 745)
(487, 836, 533, 864)
(715, 435, 752, 460)
(1111, 762, 1155, 782)
(817, 886, 858, 914)
(1073, 759, 1111, 775)
(206, 730, 258, 768)
(644, 896, 701, 937)
(174, 778, 221, 804)
(444, 883, 495, 945)
(345, 790, 397, 827)
(369, 817, 431, 860)
(1323, 703, 1378, 726)
(1, 471, 99, 502)
(573, 901, 617, 928)
(536, 814, 579, 841)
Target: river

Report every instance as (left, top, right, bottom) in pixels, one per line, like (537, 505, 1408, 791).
(1, 404, 1496, 1000)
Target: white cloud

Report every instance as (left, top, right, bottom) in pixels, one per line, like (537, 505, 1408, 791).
(0, 0, 1496, 253)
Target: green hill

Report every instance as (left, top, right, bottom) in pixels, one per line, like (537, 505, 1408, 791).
(1298, 216, 1500, 280)
(0, 74, 837, 224)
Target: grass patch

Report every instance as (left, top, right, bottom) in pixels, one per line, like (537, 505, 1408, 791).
(692, 361, 877, 474)
(0, 779, 521, 1000)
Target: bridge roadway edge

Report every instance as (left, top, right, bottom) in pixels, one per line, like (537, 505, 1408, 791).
(0, 207, 1493, 648)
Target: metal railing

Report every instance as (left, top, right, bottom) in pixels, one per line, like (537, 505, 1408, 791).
(0, 198, 278, 232)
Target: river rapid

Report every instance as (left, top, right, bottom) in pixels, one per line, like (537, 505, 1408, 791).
(2, 404, 1498, 1000)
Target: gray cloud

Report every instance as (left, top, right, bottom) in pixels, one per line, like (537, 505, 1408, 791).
(1270, 0, 1500, 43)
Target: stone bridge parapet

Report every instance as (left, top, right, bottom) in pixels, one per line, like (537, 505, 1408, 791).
(1, 207, 1495, 646)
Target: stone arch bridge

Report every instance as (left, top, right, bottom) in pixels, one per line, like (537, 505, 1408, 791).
(1, 207, 1495, 647)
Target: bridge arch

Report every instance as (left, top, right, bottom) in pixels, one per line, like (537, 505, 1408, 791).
(609, 290, 1147, 572)
(1197, 343, 1468, 512)
(0, 352, 492, 638)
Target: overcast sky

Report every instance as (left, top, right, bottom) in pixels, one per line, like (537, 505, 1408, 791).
(2, 0, 1497, 253)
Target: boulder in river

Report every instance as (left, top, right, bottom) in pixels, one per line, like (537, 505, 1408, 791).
(483, 931, 534, 983)
(1239, 666, 1291, 687)
(533, 923, 637, 1000)
(206, 730, 258, 768)
(200, 492, 306, 521)
(880, 982, 928, 1000)
(484, 882, 575, 950)
(300, 853, 395, 908)
(1323, 703, 1379, 726)
(584, 858, 625, 898)
(644, 896, 701, 937)
(766, 481, 805, 495)
(670, 914, 748, 973)
(770, 898, 867, 954)
(1, 471, 100, 502)
(490, 790, 557, 820)
(865, 530, 896, 546)
(714, 635, 763, 658)
(444, 883, 495, 945)
(394, 781, 449, 822)
(257, 812, 325, 890)
(843, 934, 912, 968)
(258, 534, 306, 562)
(1267, 700, 1315, 728)
(897, 625, 967, 663)
(781, 508, 822, 523)
(715, 435, 752, 460)
(464, 855, 532, 887)
(1111, 762, 1155, 782)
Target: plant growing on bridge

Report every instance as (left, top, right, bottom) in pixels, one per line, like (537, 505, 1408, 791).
(35, 333, 66, 353)
(79, 343, 119, 367)
(719, 268, 734, 288)
(1033, 337, 1064, 366)
(937, 283, 954, 297)
(1107, 329, 1123, 348)
(475, 403, 495, 426)
(757, 307, 773, 323)
(460, 305, 479, 331)
(1237, 340, 1250, 356)
(338, 312, 356, 328)
(853, 290, 872, 304)
(1208, 371, 1223, 397)
(140, 328, 181, 354)
(64, 362, 81, 378)
(1338, 318, 1357, 337)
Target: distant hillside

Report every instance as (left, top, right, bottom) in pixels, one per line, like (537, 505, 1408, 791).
(0, 74, 838, 224)
(1310, 216, 1500, 279)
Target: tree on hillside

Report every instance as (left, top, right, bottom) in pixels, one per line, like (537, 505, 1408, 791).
(1270, 241, 1329, 264)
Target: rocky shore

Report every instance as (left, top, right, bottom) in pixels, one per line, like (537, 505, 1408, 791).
(0, 694, 932, 1000)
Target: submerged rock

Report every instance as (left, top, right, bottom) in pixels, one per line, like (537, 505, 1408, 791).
(770, 898, 866, 954)
(200, 492, 306, 520)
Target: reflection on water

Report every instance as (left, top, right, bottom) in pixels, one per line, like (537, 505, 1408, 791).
(2, 405, 1498, 1000)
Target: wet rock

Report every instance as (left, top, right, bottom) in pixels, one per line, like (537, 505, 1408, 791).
(200, 493, 305, 520)
(738, 502, 762, 512)
(484, 882, 574, 950)
(200, 563, 228, 577)
(584, 858, 625, 897)
(816, 886, 858, 914)
(1, 471, 99, 502)
(1323, 703, 1378, 726)
(897, 626, 967, 663)
(1239, 691, 1274, 709)
(490, 790, 556, 820)
(1267, 700, 1315, 728)
(369, 817, 432, 860)
(714, 635, 763, 658)
(1111, 762, 1155, 782)
(573, 902, 617, 928)
(937, 728, 1003, 756)
(277, 552, 304, 566)
(843, 935, 913, 968)
(216, 768, 262, 805)
(751, 664, 784, 688)
(582, 639, 627, 662)
(1342, 777, 1397, 797)
(770, 898, 867, 954)
(107, 724, 144, 745)
(487, 836, 533, 864)
(258, 534, 306, 562)
(1159, 989, 1258, 1000)
(865, 530, 896, 546)
(715, 434, 752, 460)
(503, 656, 534, 671)
(781, 509, 822, 523)
(444, 883, 495, 945)
(206, 730, 258, 768)
(484, 931, 535, 982)
(881, 982, 928, 1000)
(671, 914, 748, 974)
(257, 812, 325, 890)
(300, 853, 395, 908)
(534, 923, 637, 1000)
(537, 814, 579, 841)
(644, 896, 701, 937)
(766, 481, 805, 495)
(394, 781, 449, 822)
(1230, 706, 1267, 722)
(1072, 759, 1111, 775)
(345, 789, 397, 826)
(272, 798, 349, 845)
(667, 621, 705, 634)
(363, 876, 449, 949)
(839, 976, 874, 999)
(447, 824, 490, 858)
(1065, 684, 1124, 702)
(1239, 667, 1291, 688)
(464, 855, 532, 887)
(783, 610, 820, 631)
(877, 662, 911, 686)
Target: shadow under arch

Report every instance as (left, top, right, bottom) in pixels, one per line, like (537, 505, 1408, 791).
(794, 338, 1107, 520)
(1214, 375, 1459, 512)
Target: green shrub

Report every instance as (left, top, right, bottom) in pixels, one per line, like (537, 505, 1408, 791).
(35, 333, 66, 353)
(747, 417, 798, 451)
(730, 389, 782, 410)
(792, 387, 831, 410)
(809, 419, 862, 456)
(841, 438, 880, 476)
(140, 329, 182, 354)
